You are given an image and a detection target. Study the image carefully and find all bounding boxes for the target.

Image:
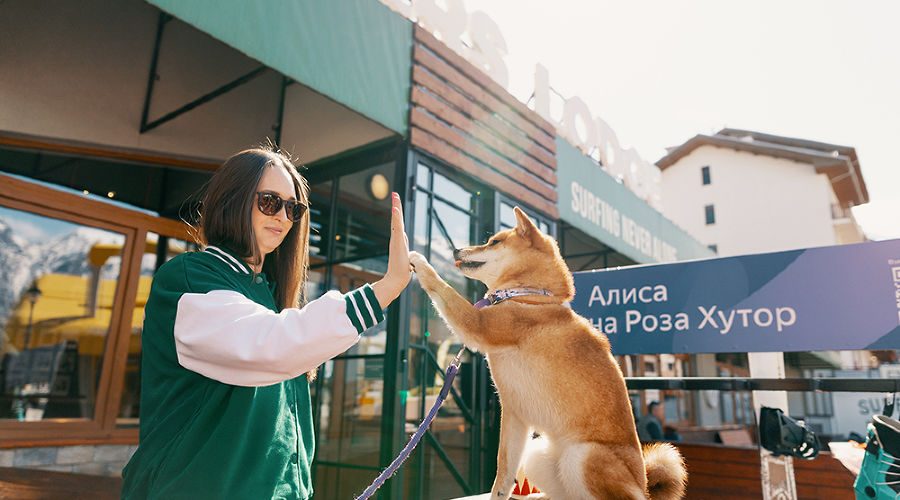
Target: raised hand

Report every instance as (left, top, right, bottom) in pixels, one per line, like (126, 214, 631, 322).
(372, 192, 411, 308)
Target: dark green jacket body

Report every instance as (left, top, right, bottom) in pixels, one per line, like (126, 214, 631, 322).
(121, 246, 383, 499)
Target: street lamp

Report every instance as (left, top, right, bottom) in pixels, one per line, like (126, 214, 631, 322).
(23, 280, 42, 350)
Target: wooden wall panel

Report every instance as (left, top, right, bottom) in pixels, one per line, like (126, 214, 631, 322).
(411, 127, 557, 218)
(676, 443, 855, 500)
(413, 26, 554, 139)
(410, 108, 557, 202)
(410, 27, 558, 219)
(410, 78, 556, 182)
(0, 466, 122, 499)
(413, 45, 556, 154)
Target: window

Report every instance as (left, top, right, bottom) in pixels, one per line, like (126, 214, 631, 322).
(0, 169, 195, 445)
(405, 157, 495, 499)
(704, 205, 715, 225)
(498, 197, 556, 238)
(304, 157, 399, 496)
(0, 206, 127, 422)
(117, 234, 197, 427)
(701, 165, 711, 185)
(708, 244, 718, 253)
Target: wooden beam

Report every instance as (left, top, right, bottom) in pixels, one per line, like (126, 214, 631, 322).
(1, 173, 191, 239)
(91, 224, 137, 429)
(98, 228, 147, 430)
(0, 134, 219, 171)
(0, 430, 138, 449)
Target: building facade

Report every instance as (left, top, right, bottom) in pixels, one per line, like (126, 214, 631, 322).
(0, 0, 712, 498)
(657, 128, 880, 439)
(658, 128, 868, 256)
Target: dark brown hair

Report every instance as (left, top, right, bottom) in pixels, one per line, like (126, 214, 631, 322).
(197, 147, 310, 311)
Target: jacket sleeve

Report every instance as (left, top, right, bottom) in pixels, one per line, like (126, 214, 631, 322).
(173, 285, 383, 386)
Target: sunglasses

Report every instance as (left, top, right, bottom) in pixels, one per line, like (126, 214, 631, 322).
(256, 191, 307, 222)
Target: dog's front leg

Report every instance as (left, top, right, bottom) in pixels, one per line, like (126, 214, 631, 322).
(492, 409, 530, 499)
(409, 251, 489, 350)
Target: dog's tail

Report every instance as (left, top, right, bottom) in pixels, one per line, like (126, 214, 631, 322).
(642, 442, 687, 500)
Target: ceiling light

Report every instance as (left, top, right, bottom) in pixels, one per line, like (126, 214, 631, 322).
(368, 174, 390, 201)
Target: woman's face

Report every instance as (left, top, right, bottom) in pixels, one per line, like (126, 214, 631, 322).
(252, 165, 296, 256)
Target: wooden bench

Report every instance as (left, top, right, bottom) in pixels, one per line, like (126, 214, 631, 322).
(675, 443, 856, 500)
(0, 467, 122, 500)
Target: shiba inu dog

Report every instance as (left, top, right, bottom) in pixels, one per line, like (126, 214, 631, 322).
(408, 207, 686, 500)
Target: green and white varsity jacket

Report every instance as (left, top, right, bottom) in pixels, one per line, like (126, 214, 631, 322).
(121, 245, 383, 500)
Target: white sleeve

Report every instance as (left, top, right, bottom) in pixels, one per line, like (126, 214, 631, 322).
(173, 286, 384, 386)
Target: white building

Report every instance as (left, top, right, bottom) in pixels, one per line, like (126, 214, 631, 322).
(656, 128, 879, 438)
(656, 128, 867, 256)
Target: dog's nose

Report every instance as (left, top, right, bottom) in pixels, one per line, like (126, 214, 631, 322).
(452, 248, 462, 260)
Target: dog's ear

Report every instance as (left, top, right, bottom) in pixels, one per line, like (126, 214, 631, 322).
(514, 207, 539, 241)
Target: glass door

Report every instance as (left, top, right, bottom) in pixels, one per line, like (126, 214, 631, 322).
(404, 157, 497, 499)
(306, 148, 403, 498)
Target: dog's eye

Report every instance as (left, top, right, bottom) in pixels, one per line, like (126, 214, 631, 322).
(489, 239, 501, 246)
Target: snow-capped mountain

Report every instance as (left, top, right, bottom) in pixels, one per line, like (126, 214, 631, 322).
(0, 218, 124, 328)
(0, 220, 35, 327)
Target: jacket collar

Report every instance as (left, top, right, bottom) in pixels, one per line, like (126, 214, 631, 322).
(203, 245, 252, 275)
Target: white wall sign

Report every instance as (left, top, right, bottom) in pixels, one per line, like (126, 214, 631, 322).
(379, 0, 663, 210)
(379, 0, 508, 87)
(534, 63, 662, 210)
(832, 392, 888, 438)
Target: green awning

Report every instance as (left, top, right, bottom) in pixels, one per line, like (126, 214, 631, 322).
(146, 0, 412, 135)
(556, 138, 715, 264)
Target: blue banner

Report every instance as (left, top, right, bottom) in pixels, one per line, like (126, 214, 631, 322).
(570, 239, 900, 355)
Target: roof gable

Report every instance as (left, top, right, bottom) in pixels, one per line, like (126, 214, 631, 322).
(657, 129, 868, 207)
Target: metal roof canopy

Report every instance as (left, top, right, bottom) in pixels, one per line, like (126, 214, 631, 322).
(144, 0, 412, 136)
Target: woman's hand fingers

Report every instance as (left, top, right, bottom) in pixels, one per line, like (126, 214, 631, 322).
(373, 193, 411, 308)
(391, 192, 410, 262)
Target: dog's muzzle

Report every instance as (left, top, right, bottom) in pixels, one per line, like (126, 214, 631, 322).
(453, 248, 484, 269)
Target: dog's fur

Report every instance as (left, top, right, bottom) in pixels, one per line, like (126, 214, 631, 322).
(409, 207, 686, 500)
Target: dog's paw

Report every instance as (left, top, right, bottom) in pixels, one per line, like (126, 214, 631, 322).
(490, 481, 516, 499)
(409, 251, 439, 291)
(408, 251, 428, 271)
(489, 489, 513, 499)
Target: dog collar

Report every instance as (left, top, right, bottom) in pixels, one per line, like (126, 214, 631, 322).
(474, 287, 554, 310)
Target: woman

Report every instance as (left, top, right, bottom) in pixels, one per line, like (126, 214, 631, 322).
(121, 148, 410, 499)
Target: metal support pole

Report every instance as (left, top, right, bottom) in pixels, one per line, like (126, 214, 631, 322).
(141, 66, 269, 133)
(138, 11, 270, 134)
(273, 76, 290, 147)
(24, 301, 35, 349)
(140, 12, 172, 132)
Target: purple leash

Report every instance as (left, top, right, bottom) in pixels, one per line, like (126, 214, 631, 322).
(355, 289, 548, 497)
(355, 345, 466, 500)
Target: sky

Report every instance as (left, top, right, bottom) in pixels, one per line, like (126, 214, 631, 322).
(0, 207, 76, 243)
(457, 0, 900, 240)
